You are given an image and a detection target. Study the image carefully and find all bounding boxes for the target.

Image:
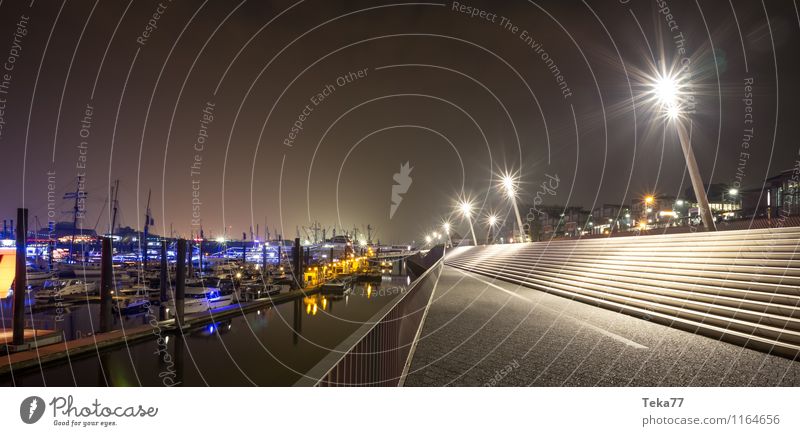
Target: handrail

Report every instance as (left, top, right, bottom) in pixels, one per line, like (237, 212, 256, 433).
(296, 255, 444, 387)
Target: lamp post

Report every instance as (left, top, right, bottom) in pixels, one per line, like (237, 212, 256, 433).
(442, 221, 452, 247)
(486, 214, 498, 244)
(459, 200, 478, 246)
(643, 195, 654, 228)
(501, 174, 526, 241)
(651, 72, 715, 231)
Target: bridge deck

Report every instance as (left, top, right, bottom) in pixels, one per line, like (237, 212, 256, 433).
(404, 265, 800, 386)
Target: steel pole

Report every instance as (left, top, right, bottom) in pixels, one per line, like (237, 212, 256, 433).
(511, 199, 525, 241)
(466, 216, 477, 246)
(676, 121, 716, 231)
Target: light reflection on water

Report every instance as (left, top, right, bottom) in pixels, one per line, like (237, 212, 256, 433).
(1, 277, 409, 387)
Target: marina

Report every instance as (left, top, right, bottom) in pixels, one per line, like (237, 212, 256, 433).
(0, 202, 424, 387)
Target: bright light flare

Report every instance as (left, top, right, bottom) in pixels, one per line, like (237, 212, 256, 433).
(499, 172, 519, 198)
(650, 71, 687, 120)
(459, 200, 473, 217)
(487, 214, 498, 226)
(653, 75, 679, 107)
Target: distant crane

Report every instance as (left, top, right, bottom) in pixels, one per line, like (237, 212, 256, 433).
(308, 221, 321, 243)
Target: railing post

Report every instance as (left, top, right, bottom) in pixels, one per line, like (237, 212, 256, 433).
(12, 208, 27, 346)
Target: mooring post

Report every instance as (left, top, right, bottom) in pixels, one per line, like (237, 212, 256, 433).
(198, 238, 203, 273)
(175, 238, 186, 325)
(12, 208, 28, 346)
(48, 240, 54, 272)
(187, 241, 194, 278)
(262, 243, 267, 272)
(99, 236, 113, 333)
(293, 238, 302, 288)
(160, 240, 168, 302)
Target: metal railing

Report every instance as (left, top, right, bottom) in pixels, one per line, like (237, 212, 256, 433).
(295, 258, 442, 387)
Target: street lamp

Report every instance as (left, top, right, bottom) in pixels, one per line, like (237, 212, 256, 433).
(649, 71, 716, 231)
(442, 221, 452, 247)
(486, 214, 498, 244)
(724, 188, 739, 215)
(500, 172, 526, 242)
(459, 199, 478, 246)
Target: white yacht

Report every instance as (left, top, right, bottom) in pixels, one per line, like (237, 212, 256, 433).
(26, 267, 57, 287)
(112, 285, 152, 313)
(35, 279, 97, 301)
(58, 261, 103, 278)
(165, 284, 234, 314)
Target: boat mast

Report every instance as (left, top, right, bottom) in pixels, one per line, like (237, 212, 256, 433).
(110, 179, 119, 239)
(143, 189, 152, 265)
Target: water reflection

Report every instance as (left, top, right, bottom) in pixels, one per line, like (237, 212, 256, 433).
(2, 277, 410, 386)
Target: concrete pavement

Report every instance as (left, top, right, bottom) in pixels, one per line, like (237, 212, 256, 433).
(404, 265, 800, 386)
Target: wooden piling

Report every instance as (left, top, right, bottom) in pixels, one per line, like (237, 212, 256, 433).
(12, 208, 27, 346)
(160, 240, 168, 302)
(175, 239, 186, 325)
(99, 237, 113, 333)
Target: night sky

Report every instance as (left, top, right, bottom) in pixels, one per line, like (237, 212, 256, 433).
(0, 0, 797, 243)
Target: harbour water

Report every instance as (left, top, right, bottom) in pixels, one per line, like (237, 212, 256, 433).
(1, 277, 409, 386)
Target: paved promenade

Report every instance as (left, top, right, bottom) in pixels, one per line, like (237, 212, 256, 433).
(404, 265, 800, 386)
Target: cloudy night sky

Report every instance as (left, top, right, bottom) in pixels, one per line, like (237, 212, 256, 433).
(0, 0, 797, 243)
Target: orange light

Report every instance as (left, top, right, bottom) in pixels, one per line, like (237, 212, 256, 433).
(0, 248, 15, 298)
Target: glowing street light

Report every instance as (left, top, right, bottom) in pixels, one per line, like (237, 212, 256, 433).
(459, 198, 478, 246)
(649, 69, 715, 231)
(441, 221, 453, 247)
(499, 172, 526, 241)
(486, 214, 498, 244)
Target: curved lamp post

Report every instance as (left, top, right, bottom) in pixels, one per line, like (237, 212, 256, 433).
(459, 199, 478, 246)
(651, 72, 716, 231)
(501, 173, 526, 241)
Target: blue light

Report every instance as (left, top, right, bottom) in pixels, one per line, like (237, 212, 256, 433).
(208, 324, 215, 334)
